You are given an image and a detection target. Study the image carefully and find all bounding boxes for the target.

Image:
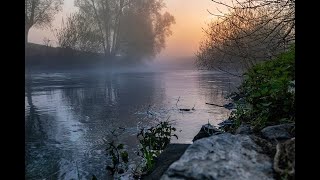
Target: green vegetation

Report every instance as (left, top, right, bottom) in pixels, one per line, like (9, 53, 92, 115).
(227, 46, 295, 131)
(137, 121, 178, 172)
(106, 141, 129, 175)
(103, 120, 177, 179)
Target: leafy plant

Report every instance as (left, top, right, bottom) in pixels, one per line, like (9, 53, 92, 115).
(106, 141, 129, 176)
(229, 45, 295, 130)
(137, 121, 178, 172)
(104, 120, 178, 178)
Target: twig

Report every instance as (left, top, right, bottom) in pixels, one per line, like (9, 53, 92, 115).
(175, 96, 180, 107)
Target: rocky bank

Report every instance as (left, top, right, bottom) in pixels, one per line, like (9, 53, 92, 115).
(145, 122, 295, 180)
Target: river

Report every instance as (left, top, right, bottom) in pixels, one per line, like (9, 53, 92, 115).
(25, 69, 240, 179)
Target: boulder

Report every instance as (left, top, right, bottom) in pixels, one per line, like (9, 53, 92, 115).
(161, 133, 274, 180)
(218, 119, 234, 126)
(235, 123, 252, 135)
(217, 119, 234, 130)
(249, 135, 276, 157)
(192, 124, 222, 142)
(142, 144, 190, 180)
(261, 123, 295, 141)
(273, 138, 295, 178)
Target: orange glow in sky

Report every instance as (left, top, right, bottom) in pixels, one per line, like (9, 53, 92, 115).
(28, 0, 228, 60)
(156, 0, 217, 60)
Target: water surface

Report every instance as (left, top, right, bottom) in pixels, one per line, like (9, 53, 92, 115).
(25, 70, 240, 179)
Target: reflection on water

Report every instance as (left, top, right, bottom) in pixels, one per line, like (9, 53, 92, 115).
(25, 70, 240, 179)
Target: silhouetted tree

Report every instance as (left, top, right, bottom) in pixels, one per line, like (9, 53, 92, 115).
(56, 0, 175, 62)
(54, 13, 102, 53)
(119, 3, 175, 62)
(196, 0, 295, 76)
(25, 0, 64, 44)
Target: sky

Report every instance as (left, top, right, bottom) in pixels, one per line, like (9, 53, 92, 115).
(28, 0, 229, 63)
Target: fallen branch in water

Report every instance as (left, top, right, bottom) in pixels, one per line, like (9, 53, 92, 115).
(179, 104, 195, 112)
(175, 97, 196, 112)
(205, 102, 235, 110)
(205, 102, 224, 107)
(179, 109, 191, 111)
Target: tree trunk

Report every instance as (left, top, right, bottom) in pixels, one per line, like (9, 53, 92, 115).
(111, 0, 124, 56)
(90, 0, 107, 57)
(25, 26, 30, 45)
(25, 25, 31, 55)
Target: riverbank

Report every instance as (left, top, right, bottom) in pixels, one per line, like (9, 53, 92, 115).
(144, 120, 295, 179)
(144, 47, 295, 180)
(25, 43, 145, 70)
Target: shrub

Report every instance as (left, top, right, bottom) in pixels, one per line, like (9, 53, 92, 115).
(106, 141, 129, 175)
(104, 120, 178, 179)
(230, 46, 295, 130)
(137, 121, 178, 172)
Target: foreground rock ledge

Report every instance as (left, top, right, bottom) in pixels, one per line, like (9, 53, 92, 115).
(161, 133, 274, 180)
(143, 144, 190, 180)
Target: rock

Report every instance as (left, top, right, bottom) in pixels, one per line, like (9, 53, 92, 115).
(249, 135, 276, 157)
(223, 102, 235, 110)
(273, 138, 295, 178)
(261, 123, 295, 141)
(218, 119, 235, 132)
(229, 92, 242, 101)
(192, 124, 222, 142)
(142, 144, 190, 180)
(235, 123, 252, 134)
(161, 133, 274, 180)
(218, 119, 234, 128)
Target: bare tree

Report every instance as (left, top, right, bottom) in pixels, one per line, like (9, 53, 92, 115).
(25, 0, 64, 44)
(54, 13, 102, 53)
(56, 0, 175, 62)
(119, 0, 175, 61)
(72, 0, 130, 57)
(196, 0, 295, 76)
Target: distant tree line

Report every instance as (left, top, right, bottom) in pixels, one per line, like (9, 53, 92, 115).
(196, 0, 295, 76)
(25, 0, 175, 64)
(54, 0, 175, 63)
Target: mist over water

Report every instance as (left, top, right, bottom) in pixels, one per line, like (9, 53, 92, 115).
(25, 68, 241, 179)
